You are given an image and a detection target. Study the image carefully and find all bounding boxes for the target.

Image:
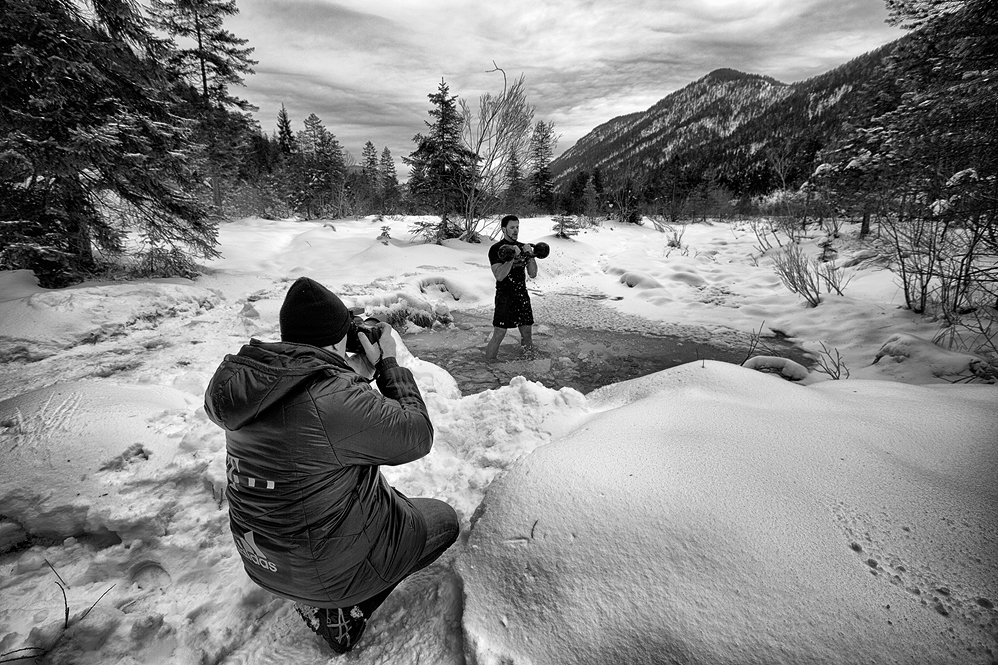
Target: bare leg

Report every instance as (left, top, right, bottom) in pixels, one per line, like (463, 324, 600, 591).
(519, 324, 533, 351)
(485, 327, 507, 361)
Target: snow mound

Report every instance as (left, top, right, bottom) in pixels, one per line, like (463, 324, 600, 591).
(668, 270, 707, 287)
(743, 354, 809, 380)
(383, 373, 588, 521)
(873, 332, 992, 382)
(0, 381, 200, 545)
(457, 361, 998, 665)
(617, 271, 663, 289)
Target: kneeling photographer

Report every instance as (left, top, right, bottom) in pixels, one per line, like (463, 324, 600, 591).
(204, 276, 459, 653)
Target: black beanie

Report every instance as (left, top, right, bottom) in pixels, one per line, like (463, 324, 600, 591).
(279, 277, 352, 347)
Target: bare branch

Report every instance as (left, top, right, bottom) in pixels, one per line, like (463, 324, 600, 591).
(44, 559, 68, 588)
(79, 585, 116, 623)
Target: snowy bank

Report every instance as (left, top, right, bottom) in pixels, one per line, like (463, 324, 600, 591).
(458, 361, 998, 665)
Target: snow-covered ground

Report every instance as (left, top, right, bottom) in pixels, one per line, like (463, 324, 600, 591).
(0, 216, 995, 664)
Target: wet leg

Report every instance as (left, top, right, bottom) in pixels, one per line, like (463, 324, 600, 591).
(518, 324, 533, 354)
(485, 327, 507, 361)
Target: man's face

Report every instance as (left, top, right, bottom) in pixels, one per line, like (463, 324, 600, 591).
(503, 219, 519, 241)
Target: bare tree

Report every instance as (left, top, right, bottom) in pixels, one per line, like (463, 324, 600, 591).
(458, 64, 535, 240)
(766, 142, 793, 191)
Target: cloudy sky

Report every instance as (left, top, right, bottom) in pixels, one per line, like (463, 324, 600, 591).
(226, 0, 904, 173)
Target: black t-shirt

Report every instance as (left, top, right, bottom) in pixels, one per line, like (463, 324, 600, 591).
(488, 238, 527, 295)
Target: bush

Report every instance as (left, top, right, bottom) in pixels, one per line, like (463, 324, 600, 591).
(130, 245, 202, 280)
(552, 215, 580, 238)
(771, 241, 853, 307)
(812, 342, 850, 380)
(0, 237, 76, 288)
(408, 215, 463, 243)
(772, 244, 823, 307)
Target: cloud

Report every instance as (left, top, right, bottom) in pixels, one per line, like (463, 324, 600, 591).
(225, 0, 904, 174)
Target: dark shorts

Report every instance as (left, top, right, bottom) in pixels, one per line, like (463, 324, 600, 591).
(493, 288, 534, 328)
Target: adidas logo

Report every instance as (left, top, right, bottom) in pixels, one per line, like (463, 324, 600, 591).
(235, 530, 278, 573)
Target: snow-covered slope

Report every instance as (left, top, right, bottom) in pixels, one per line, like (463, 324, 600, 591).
(458, 361, 998, 664)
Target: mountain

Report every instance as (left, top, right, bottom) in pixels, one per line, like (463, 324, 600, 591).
(550, 41, 903, 199)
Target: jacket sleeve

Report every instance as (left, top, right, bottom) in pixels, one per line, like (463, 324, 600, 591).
(318, 358, 434, 467)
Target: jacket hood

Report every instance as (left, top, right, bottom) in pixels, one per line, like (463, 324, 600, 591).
(204, 339, 348, 431)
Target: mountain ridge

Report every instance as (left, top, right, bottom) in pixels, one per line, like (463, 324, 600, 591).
(551, 40, 902, 198)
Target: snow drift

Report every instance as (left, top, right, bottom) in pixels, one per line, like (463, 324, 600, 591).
(457, 361, 998, 664)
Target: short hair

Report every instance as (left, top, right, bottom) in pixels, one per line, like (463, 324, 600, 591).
(500, 215, 519, 228)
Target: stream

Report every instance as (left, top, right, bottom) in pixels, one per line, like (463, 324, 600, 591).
(403, 305, 810, 396)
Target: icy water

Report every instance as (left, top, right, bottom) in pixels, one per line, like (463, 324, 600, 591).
(404, 304, 810, 396)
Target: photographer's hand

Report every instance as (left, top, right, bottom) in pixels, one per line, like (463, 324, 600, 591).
(359, 322, 397, 366)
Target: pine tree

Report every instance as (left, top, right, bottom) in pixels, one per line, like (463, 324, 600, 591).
(404, 79, 479, 239)
(379, 147, 400, 214)
(502, 153, 529, 214)
(529, 120, 557, 213)
(151, 0, 256, 110)
(583, 175, 601, 220)
(563, 170, 590, 215)
(0, 0, 216, 287)
(276, 104, 297, 155)
(289, 113, 345, 218)
(359, 141, 381, 214)
(150, 0, 257, 209)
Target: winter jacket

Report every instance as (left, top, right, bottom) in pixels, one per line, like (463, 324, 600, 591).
(203, 339, 433, 608)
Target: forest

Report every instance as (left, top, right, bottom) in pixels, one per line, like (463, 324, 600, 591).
(0, 0, 561, 288)
(1, 0, 996, 324)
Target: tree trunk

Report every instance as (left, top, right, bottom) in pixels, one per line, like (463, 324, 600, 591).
(212, 175, 223, 210)
(67, 185, 95, 272)
(73, 215, 94, 271)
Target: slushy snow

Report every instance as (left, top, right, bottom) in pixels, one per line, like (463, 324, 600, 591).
(0, 216, 995, 664)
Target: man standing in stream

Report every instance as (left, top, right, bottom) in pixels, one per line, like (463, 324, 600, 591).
(485, 215, 538, 361)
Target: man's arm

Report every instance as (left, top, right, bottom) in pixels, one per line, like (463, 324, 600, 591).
(328, 325, 433, 466)
(491, 245, 519, 282)
(492, 260, 513, 282)
(324, 359, 434, 467)
(526, 257, 537, 279)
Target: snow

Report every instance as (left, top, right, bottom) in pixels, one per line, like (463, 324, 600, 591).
(1, 216, 995, 664)
(460, 362, 997, 664)
(741, 354, 809, 379)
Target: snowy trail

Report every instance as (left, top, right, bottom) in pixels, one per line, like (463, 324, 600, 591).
(0, 272, 280, 402)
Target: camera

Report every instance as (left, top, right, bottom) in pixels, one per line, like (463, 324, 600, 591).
(498, 242, 550, 263)
(345, 314, 384, 354)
